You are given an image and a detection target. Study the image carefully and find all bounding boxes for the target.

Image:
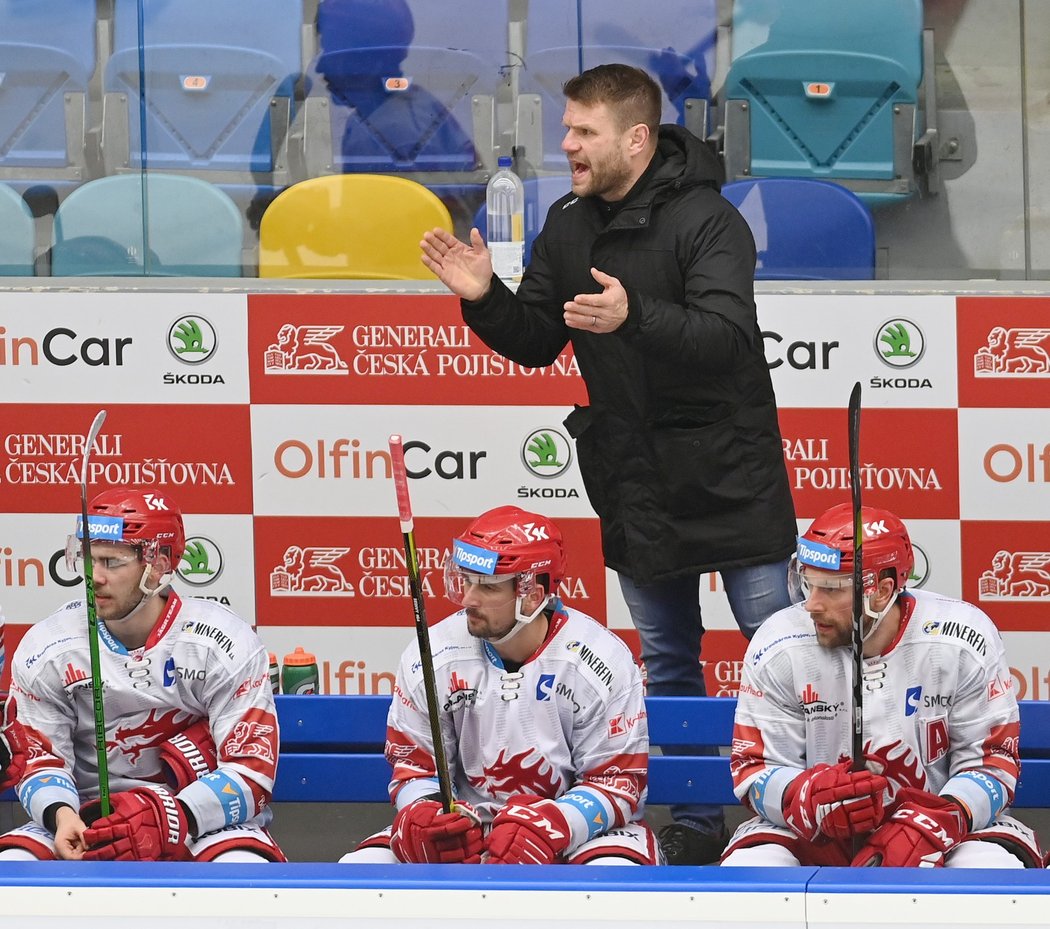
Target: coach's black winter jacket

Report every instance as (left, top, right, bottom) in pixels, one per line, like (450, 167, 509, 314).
(462, 125, 797, 584)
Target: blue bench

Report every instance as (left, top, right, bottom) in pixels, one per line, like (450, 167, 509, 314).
(273, 695, 1050, 808)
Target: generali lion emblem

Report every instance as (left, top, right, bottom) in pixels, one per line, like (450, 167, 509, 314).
(270, 545, 356, 595)
(264, 324, 348, 373)
(973, 327, 1050, 376)
(979, 551, 1050, 600)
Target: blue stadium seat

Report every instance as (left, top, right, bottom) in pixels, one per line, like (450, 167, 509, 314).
(519, 0, 717, 173)
(722, 178, 875, 280)
(101, 0, 303, 199)
(722, 0, 934, 204)
(0, 0, 95, 195)
(0, 182, 35, 275)
(51, 174, 244, 276)
(473, 175, 571, 266)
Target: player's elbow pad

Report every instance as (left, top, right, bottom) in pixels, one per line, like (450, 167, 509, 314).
(159, 719, 217, 792)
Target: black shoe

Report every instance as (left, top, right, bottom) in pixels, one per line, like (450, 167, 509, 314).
(659, 823, 729, 865)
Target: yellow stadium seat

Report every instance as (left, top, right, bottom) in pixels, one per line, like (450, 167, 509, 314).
(258, 174, 452, 279)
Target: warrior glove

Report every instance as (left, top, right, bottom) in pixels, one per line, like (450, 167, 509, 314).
(82, 786, 191, 861)
(159, 719, 217, 792)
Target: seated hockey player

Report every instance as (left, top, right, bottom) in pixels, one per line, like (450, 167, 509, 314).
(1, 605, 28, 793)
(340, 505, 658, 865)
(722, 503, 1042, 869)
(0, 489, 284, 863)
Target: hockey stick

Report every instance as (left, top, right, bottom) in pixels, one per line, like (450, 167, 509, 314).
(847, 383, 864, 775)
(79, 409, 111, 817)
(388, 435, 455, 814)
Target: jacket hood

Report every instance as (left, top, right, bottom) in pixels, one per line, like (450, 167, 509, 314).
(654, 123, 724, 193)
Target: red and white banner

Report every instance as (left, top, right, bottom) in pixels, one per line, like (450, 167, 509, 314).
(1, 291, 1048, 697)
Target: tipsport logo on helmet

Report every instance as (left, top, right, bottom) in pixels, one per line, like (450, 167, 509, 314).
(76, 515, 124, 541)
(796, 538, 841, 571)
(452, 540, 498, 575)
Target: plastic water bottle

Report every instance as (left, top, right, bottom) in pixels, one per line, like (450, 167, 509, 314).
(486, 155, 525, 283)
(281, 646, 319, 695)
(268, 652, 280, 694)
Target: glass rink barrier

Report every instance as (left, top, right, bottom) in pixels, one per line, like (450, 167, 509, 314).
(1, 0, 1050, 281)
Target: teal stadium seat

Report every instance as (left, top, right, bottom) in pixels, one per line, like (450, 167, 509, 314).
(0, 0, 95, 196)
(0, 182, 35, 275)
(101, 0, 303, 202)
(519, 0, 717, 173)
(723, 0, 935, 204)
(722, 178, 875, 280)
(50, 174, 244, 277)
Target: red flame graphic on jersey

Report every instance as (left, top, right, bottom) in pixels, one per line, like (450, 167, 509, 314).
(111, 709, 192, 764)
(22, 727, 61, 778)
(468, 748, 561, 800)
(862, 738, 927, 801)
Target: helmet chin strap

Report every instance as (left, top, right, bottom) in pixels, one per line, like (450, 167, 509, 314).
(861, 588, 901, 642)
(484, 593, 552, 647)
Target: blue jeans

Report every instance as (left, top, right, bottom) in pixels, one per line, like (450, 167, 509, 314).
(618, 558, 792, 834)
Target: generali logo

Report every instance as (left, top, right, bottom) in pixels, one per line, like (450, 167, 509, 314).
(270, 545, 356, 595)
(973, 327, 1050, 377)
(978, 551, 1050, 601)
(264, 324, 348, 374)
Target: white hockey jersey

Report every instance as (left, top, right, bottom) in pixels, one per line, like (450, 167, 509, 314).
(732, 590, 1019, 833)
(386, 601, 648, 853)
(10, 592, 278, 837)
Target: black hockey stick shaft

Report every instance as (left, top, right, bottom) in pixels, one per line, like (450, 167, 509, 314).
(848, 383, 864, 776)
(80, 410, 111, 817)
(388, 435, 455, 814)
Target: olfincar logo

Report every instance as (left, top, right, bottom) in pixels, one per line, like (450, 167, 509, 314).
(875, 318, 925, 368)
(167, 316, 217, 364)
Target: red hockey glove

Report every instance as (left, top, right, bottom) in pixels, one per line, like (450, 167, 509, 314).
(82, 786, 191, 861)
(485, 794, 572, 865)
(159, 719, 217, 792)
(784, 761, 889, 841)
(390, 798, 483, 864)
(852, 787, 969, 868)
(0, 700, 28, 792)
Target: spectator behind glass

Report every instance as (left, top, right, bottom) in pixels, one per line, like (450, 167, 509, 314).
(315, 0, 479, 231)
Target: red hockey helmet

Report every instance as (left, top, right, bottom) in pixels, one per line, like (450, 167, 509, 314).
(444, 506, 565, 606)
(79, 488, 186, 567)
(797, 502, 914, 591)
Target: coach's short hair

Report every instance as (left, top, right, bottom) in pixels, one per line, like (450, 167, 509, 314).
(563, 64, 661, 134)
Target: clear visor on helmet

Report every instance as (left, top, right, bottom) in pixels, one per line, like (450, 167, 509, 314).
(65, 535, 141, 573)
(443, 551, 536, 606)
(788, 555, 877, 602)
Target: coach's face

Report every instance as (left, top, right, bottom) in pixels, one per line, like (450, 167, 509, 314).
(561, 99, 640, 202)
